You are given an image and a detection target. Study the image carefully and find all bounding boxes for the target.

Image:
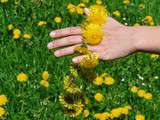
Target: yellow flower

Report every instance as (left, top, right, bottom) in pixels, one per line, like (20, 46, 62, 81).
(0, 107, 5, 117)
(87, 4, 107, 25)
(40, 80, 49, 88)
(137, 90, 146, 98)
(94, 93, 104, 102)
(82, 23, 104, 45)
(113, 10, 121, 17)
(121, 108, 129, 115)
(7, 24, 14, 30)
(80, 53, 99, 68)
(144, 93, 152, 100)
(17, 73, 28, 82)
(150, 54, 159, 59)
(135, 114, 145, 120)
(123, 0, 130, 5)
(0, 0, 8, 3)
(103, 76, 115, 85)
(84, 98, 90, 105)
(93, 76, 103, 86)
(94, 112, 110, 120)
(130, 86, 139, 93)
(96, 0, 102, 5)
(37, 21, 47, 26)
(144, 16, 153, 22)
(0, 95, 8, 106)
(78, 3, 85, 8)
(23, 34, 31, 39)
(67, 3, 76, 13)
(54, 16, 62, 23)
(83, 109, 89, 118)
(139, 4, 145, 10)
(76, 7, 84, 14)
(42, 71, 49, 80)
(110, 108, 122, 118)
(149, 21, 154, 26)
(13, 28, 21, 39)
(134, 23, 140, 26)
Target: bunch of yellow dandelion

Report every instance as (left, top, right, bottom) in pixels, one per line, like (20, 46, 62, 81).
(93, 73, 115, 86)
(54, 16, 62, 23)
(80, 53, 99, 68)
(135, 114, 145, 120)
(113, 10, 121, 17)
(131, 87, 153, 100)
(17, 72, 28, 82)
(144, 16, 154, 26)
(13, 28, 21, 39)
(40, 71, 49, 88)
(37, 21, 47, 26)
(87, 4, 107, 26)
(67, 3, 85, 14)
(82, 23, 104, 45)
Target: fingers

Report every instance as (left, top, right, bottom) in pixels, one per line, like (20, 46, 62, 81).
(47, 35, 83, 49)
(54, 44, 81, 57)
(72, 55, 86, 63)
(50, 27, 81, 38)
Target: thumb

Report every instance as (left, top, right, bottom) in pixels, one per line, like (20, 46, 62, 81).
(84, 8, 90, 16)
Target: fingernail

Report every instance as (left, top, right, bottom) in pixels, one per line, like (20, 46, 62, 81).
(54, 51, 60, 57)
(47, 43, 53, 49)
(72, 58, 77, 63)
(50, 31, 55, 37)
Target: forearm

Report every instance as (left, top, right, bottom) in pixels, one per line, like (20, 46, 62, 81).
(133, 26, 160, 53)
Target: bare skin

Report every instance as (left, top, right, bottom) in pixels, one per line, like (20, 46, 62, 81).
(47, 10, 160, 63)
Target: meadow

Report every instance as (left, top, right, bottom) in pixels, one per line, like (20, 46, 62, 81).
(0, 0, 160, 120)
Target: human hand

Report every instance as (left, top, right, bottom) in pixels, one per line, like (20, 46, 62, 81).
(47, 10, 138, 63)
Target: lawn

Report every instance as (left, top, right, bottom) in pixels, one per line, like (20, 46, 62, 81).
(0, 0, 160, 120)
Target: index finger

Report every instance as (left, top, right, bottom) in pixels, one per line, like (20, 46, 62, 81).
(50, 27, 82, 38)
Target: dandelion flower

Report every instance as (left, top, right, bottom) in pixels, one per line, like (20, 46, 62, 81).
(93, 76, 103, 86)
(78, 3, 85, 8)
(104, 76, 115, 85)
(76, 7, 84, 14)
(7, 24, 14, 30)
(113, 10, 121, 17)
(0, 0, 8, 3)
(94, 93, 104, 102)
(0, 95, 8, 106)
(17, 72, 28, 82)
(87, 5, 107, 25)
(150, 54, 159, 59)
(42, 71, 49, 80)
(135, 114, 145, 120)
(67, 3, 76, 13)
(110, 108, 122, 118)
(144, 93, 152, 100)
(37, 21, 47, 26)
(144, 16, 153, 22)
(23, 34, 31, 39)
(94, 112, 110, 120)
(96, 0, 102, 5)
(0, 107, 5, 117)
(139, 4, 145, 10)
(80, 53, 99, 68)
(83, 109, 90, 118)
(123, 0, 130, 5)
(54, 16, 62, 23)
(82, 23, 104, 45)
(149, 21, 154, 26)
(121, 108, 129, 115)
(130, 86, 139, 93)
(137, 90, 146, 98)
(40, 80, 49, 88)
(13, 28, 21, 39)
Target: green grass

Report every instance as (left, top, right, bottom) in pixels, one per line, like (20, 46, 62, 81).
(0, 0, 160, 120)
